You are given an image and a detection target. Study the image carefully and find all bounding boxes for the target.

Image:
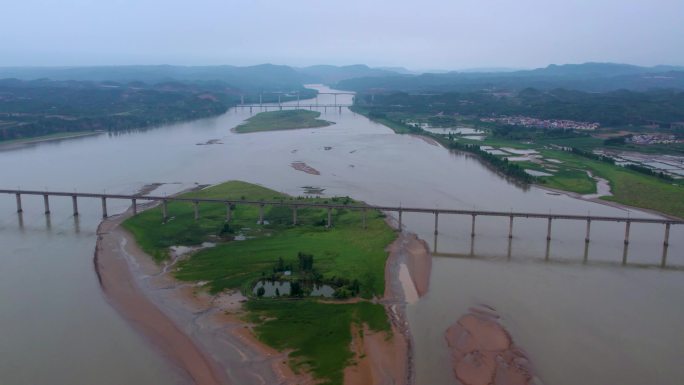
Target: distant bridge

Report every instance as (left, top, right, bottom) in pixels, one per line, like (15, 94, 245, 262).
(2, 188, 681, 268)
(239, 91, 354, 109)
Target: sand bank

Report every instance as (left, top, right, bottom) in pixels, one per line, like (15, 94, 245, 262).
(291, 161, 321, 175)
(95, 214, 227, 385)
(95, 209, 309, 385)
(445, 305, 538, 385)
(96, 202, 423, 385)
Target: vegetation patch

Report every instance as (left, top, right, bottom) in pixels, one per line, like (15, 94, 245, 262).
(235, 109, 333, 133)
(246, 299, 389, 385)
(123, 181, 397, 384)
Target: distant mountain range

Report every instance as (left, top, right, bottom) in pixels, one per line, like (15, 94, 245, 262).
(1, 62, 683, 93)
(336, 63, 684, 92)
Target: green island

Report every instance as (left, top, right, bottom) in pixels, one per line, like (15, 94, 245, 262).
(235, 109, 333, 133)
(123, 181, 396, 385)
(352, 106, 684, 219)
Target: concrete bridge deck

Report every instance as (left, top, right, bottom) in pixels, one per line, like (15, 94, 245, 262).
(2, 188, 680, 267)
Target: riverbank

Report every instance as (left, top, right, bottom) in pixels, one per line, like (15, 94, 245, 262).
(353, 106, 683, 220)
(95, 206, 311, 385)
(0, 131, 105, 150)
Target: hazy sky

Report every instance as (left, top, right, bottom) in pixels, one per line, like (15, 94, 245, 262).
(2, 0, 683, 70)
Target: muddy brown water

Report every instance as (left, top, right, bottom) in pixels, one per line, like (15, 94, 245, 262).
(0, 85, 682, 385)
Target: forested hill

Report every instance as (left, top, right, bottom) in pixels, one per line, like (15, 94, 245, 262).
(0, 79, 236, 141)
(337, 63, 684, 93)
(356, 88, 684, 128)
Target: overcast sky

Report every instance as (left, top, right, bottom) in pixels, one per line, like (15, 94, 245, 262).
(2, 0, 683, 70)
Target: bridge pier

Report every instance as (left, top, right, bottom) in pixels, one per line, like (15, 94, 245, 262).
(258, 204, 264, 224)
(583, 241, 590, 263)
(327, 207, 332, 228)
(131, 198, 137, 215)
(585, 219, 591, 243)
(624, 221, 631, 245)
(193, 201, 199, 221)
(508, 215, 514, 238)
(162, 200, 168, 222)
(101, 197, 108, 218)
(622, 243, 629, 265)
(398, 210, 403, 231)
(292, 206, 297, 225)
(72, 195, 78, 216)
(546, 218, 552, 241)
(226, 203, 232, 222)
(471, 214, 476, 237)
(15, 193, 22, 213)
(434, 212, 439, 235)
(43, 194, 50, 214)
(661, 223, 671, 267)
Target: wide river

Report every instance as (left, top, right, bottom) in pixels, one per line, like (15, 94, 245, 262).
(0, 86, 682, 385)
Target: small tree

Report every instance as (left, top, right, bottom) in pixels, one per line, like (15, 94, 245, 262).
(256, 286, 266, 298)
(275, 288, 280, 297)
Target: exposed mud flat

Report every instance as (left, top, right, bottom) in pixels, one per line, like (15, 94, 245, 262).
(445, 306, 541, 385)
(291, 161, 320, 175)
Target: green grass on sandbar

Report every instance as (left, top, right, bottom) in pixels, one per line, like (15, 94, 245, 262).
(246, 299, 389, 385)
(234, 109, 333, 133)
(122, 181, 397, 297)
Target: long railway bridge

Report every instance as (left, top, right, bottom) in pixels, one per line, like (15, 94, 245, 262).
(2, 188, 681, 267)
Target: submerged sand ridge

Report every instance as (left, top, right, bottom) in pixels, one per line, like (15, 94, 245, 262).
(445, 306, 539, 385)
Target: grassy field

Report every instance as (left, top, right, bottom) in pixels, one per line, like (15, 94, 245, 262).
(234, 109, 333, 133)
(247, 299, 389, 385)
(123, 181, 397, 384)
(455, 136, 684, 217)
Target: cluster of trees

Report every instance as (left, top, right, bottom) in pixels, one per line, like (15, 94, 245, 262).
(257, 252, 363, 299)
(445, 137, 536, 183)
(354, 88, 684, 128)
(0, 78, 316, 142)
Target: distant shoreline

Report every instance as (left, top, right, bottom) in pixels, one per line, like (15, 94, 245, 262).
(0, 131, 105, 150)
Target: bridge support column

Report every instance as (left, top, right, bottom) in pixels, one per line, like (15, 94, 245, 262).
(43, 194, 50, 214)
(624, 221, 631, 245)
(162, 200, 168, 222)
(362, 209, 367, 229)
(398, 210, 403, 231)
(193, 201, 199, 221)
(471, 214, 476, 237)
(508, 215, 514, 238)
(131, 199, 137, 215)
(434, 212, 439, 235)
(15, 193, 22, 213)
(661, 223, 671, 268)
(292, 206, 297, 225)
(258, 204, 264, 224)
(585, 219, 591, 243)
(546, 218, 552, 241)
(72, 195, 78, 216)
(226, 203, 232, 222)
(101, 197, 108, 218)
(327, 207, 332, 228)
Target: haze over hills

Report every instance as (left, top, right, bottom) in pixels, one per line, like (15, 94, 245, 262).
(336, 62, 684, 92)
(2, 62, 684, 93)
